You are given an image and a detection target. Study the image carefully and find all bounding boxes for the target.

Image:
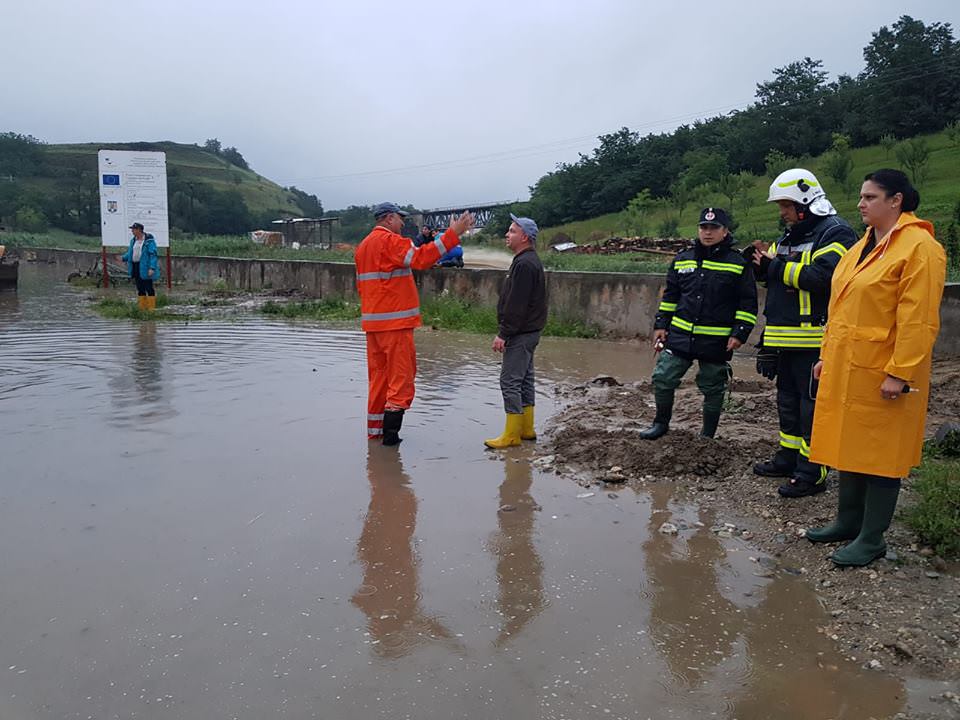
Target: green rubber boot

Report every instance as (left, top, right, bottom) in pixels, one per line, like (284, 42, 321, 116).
(831, 482, 900, 567)
(639, 400, 672, 440)
(700, 410, 722, 439)
(806, 473, 867, 543)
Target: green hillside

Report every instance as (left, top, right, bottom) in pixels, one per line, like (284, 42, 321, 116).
(0, 135, 313, 236)
(537, 128, 960, 247)
(46, 141, 301, 219)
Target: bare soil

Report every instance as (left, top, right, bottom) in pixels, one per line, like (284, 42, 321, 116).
(541, 360, 960, 684)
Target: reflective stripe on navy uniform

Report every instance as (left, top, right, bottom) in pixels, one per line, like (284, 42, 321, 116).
(655, 235, 758, 362)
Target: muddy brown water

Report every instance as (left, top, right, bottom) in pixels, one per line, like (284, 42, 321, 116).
(0, 264, 934, 719)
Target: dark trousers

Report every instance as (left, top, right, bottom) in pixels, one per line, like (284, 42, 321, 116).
(500, 331, 540, 414)
(132, 262, 155, 296)
(774, 350, 825, 483)
(651, 350, 728, 413)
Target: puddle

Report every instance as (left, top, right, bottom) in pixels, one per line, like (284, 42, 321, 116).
(0, 264, 918, 718)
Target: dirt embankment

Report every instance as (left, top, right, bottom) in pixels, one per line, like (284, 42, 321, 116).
(540, 360, 960, 683)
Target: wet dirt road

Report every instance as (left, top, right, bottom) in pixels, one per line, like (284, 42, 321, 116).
(0, 265, 921, 719)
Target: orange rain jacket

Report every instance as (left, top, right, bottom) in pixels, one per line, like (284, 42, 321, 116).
(355, 226, 461, 332)
(809, 213, 946, 478)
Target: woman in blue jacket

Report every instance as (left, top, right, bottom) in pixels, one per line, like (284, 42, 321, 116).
(120, 222, 159, 310)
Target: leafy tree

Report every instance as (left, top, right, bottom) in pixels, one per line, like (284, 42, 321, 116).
(879, 133, 897, 157)
(754, 58, 834, 158)
(668, 179, 692, 223)
(713, 172, 754, 215)
(204, 138, 222, 155)
(858, 16, 960, 139)
(821, 133, 855, 197)
(764, 149, 797, 180)
(621, 189, 654, 237)
(0, 132, 45, 177)
(944, 222, 960, 273)
(287, 186, 324, 217)
(657, 216, 680, 238)
(220, 146, 249, 170)
(946, 120, 960, 148)
(14, 206, 48, 232)
(191, 187, 252, 234)
(0, 181, 21, 225)
(895, 137, 931, 186)
(681, 150, 727, 189)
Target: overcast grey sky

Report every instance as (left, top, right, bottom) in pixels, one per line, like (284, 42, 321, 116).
(2, 1, 958, 211)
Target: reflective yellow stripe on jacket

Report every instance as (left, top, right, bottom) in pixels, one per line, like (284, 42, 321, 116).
(764, 324, 823, 349)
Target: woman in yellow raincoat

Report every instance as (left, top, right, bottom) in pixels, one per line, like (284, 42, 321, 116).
(806, 169, 946, 566)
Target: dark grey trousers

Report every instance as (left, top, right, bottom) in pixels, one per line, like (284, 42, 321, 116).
(500, 330, 540, 414)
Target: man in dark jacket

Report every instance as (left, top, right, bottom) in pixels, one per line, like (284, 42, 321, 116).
(485, 214, 548, 449)
(639, 207, 758, 440)
(751, 169, 858, 498)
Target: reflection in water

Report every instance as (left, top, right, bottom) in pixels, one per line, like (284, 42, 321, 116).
(644, 483, 905, 718)
(733, 571, 905, 718)
(644, 484, 743, 693)
(352, 446, 454, 658)
(491, 455, 546, 647)
(108, 322, 176, 426)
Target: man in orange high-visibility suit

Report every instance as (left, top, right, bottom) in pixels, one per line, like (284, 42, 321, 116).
(356, 202, 475, 445)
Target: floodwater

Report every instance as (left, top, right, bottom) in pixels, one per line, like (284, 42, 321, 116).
(0, 264, 923, 719)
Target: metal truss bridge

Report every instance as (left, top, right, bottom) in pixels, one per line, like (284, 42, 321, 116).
(418, 201, 513, 229)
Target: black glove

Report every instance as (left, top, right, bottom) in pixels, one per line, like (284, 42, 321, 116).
(756, 344, 778, 380)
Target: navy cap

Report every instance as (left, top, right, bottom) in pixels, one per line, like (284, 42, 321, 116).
(373, 202, 409, 218)
(698, 207, 730, 227)
(129, 222, 145, 231)
(509, 213, 539, 241)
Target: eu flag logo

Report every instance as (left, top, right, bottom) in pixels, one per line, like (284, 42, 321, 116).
(102, 174, 120, 186)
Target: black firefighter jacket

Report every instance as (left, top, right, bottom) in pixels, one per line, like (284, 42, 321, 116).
(655, 237, 758, 362)
(756, 214, 858, 351)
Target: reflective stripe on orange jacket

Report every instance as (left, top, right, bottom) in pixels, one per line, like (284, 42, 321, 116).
(355, 226, 460, 332)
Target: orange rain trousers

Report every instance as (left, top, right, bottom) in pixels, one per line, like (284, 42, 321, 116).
(366, 328, 417, 439)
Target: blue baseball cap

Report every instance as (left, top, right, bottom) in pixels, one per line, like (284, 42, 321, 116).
(509, 213, 538, 241)
(373, 202, 409, 218)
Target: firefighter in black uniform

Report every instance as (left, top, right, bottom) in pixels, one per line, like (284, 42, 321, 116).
(750, 168, 858, 497)
(639, 208, 758, 440)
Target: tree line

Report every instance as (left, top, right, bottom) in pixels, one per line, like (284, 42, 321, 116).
(507, 15, 960, 229)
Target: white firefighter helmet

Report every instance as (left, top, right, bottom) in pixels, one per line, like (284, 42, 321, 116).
(767, 168, 836, 216)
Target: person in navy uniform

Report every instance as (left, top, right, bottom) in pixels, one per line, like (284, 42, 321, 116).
(640, 207, 758, 440)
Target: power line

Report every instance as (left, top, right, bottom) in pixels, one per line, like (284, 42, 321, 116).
(277, 54, 960, 187)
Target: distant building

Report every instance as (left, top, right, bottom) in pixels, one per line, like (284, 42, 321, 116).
(270, 217, 340, 248)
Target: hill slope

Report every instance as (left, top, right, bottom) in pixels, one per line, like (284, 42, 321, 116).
(537, 128, 960, 246)
(0, 137, 306, 236)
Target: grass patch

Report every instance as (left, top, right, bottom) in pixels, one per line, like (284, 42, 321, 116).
(421, 296, 599, 338)
(92, 295, 189, 321)
(2, 231, 355, 263)
(257, 294, 599, 338)
(261, 298, 360, 320)
(903, 454, 960, 557)
(541, 253, 670, 274)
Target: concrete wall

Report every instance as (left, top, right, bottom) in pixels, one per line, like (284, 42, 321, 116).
(30, 248, 960, 356)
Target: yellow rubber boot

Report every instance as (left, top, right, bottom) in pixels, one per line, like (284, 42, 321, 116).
(145, 296, 157, 311)
(521, 406, 536, 440)
(137, 296, 148, 311)
(484, 413, 523, 449)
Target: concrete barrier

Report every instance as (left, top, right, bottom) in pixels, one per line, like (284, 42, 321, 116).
(30, 248, 960, 357)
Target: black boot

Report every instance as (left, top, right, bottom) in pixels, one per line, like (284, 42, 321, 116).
(639, 401, 672, 440)
(700, 410, 721, 438)
(382, 409, 405, 446)
(753, 448, 797, 477)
